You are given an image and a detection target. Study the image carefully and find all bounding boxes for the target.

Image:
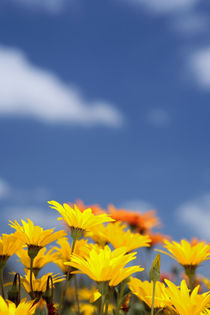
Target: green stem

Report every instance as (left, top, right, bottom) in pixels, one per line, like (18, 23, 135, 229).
(0, 268, 5, 299)
(104, 288, 112, 315)
(30, 257, 34, 300)
(116, 280, 127, 315)
(58, 238, 77, 314)
(74, 275, 80, 315)
(71, 238, 77, 253)
(184, 266, 196, 292)
(151, 280, 156, 315)
(98, 295, 105, 315)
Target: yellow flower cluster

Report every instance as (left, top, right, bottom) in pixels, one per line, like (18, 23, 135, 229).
(0, 199, 209, 315)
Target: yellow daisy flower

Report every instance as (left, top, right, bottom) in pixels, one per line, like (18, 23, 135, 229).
(51, 237, 90, 275)
(9, 219, 66, 258)
(128, 277, 170, 310)
(85, 224, 109, 247)
(165, 279, 210, 315)
(48, 201, 114, 239)
(66, 245, 143, 286)
(0, 296, 36, 315)
(156, 239, 210, 267)
(16, 247, 54, 276)
(20, 271, 64, 299)
(0, 233, 23, 269)
(104, 222, 151, 252)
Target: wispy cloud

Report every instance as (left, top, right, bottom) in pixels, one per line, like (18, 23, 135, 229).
(189, 47, 210, 89)
(120, 0, 207, 35)
(0, 177, 51, 203)
(130, 0, 199, 14)
(147, 109, 170, 127)
(176, 193, 210, 240)
(0, 178, 10, 199)
(0, 46, 124, 127)
(4, 206, 60, 229)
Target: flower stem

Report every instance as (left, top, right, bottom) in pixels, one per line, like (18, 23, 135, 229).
(98, 295, 105, 315)
(58, 238, 78, 314)
(0, 268, 5, 299)
(115, 280, 127, 315)
(151, 280, 156, 315)
(104, 287, 112, 315)
(30, 257, 34, 300)
(74, 275, 80, 315)
(184, 265, 196, 292)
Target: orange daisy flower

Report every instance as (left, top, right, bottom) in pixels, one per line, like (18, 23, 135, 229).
(108, 205, 160, 233)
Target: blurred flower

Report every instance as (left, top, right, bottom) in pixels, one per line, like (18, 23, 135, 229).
(128, 277, 170, 310)
(51, 237, 90, 275)
(85, 224, 109, 247)
(159, 272, 175, 283)
(48, 201, 114, 239)
(9, 219, 66, 255)
(0, 296, 36, 314)
(16, 247, 54, 276)
(79, 303, 114, 315)
(165, 279, 210, 314)
(66, 245, 143, 286)
(108, 205, 160, 233)
(146, 232, 169, 247)
(20, 271, 64, 299)
(104, 222, 151, 252)
(0, 233, 23, 269)
(79, 303, 96, 315)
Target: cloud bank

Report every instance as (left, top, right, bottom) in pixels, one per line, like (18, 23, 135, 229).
(0, 47, 124, 127)
(189, 48, 210, 89)
(177, 193, 210, 240)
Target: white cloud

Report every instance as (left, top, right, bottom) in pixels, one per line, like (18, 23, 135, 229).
(0, 46, 124, 127)
(0, 178, 10, 199)
(120, 199, 155, 212)
(172, 13, 209, 34)
(177, 193, 210, 240)
(5, 206, 61, 229)
(189, 48, 210, 89)
(130, 0, 199, 14)
(147, 109, 170, 127)
(120, 0, 207, 35)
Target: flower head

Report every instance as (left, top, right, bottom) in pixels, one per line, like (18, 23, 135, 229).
(20, 271, 64, 299)
(16, 247, 54, 276)
(165, 279, 210, 315)
(51, 237, 90, 274)
(9, 219, 66, 256)
(108, 205, 160, 233)
(0, 296, 36, 314)
(0, 233, 23, 268)
(128, 277, 170, 310)
(74, 200, 105, 215)
(66, 245, 143, 286)
(48, 201, 114, 238)
(156, 239, 210, 268)
(104, 222, 151, 252)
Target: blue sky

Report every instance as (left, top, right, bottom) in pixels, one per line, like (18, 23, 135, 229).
(0, 0, 210, 243)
